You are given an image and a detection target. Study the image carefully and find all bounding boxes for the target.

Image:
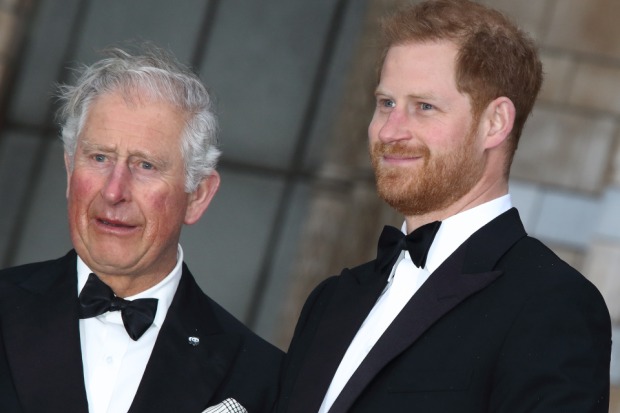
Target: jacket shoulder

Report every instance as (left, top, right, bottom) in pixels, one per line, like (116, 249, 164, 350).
(0, 251, 76, 281)
(0, 251, 76, 305)
(497, 235, 610, 325)
(504, 236, 600, 289)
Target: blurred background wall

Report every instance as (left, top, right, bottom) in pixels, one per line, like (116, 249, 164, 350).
(1, 0, 618, 409)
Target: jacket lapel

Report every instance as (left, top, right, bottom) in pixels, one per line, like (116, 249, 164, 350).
(329, 208, 527, 413)
(1, 251, 89, 413)
(128, 265, 242, 413)
(286, 264, 388, 413)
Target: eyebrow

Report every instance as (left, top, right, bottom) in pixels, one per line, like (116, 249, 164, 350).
(79, 140, 114, 155)
(79, 140, 170, 168)
(374, 88, 436, 101)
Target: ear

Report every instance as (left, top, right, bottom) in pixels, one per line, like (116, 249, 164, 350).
(64, 152, 72, 199)
(482, 96, 515, 150)
(184, 171, 221, 225)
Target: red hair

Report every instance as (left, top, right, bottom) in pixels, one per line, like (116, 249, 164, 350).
(378, 0, 543, 166)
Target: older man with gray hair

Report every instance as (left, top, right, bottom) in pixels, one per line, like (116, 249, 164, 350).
(0, 43, 282, 413)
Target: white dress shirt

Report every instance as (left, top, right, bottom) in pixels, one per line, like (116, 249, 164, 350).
(77, 245, 184, 413)
(318, 195, 513, 413)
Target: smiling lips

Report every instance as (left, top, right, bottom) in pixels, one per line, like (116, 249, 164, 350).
(373, 141, 429, 162)
(383, 154, 422, 161)
(381, 153, 425, 167)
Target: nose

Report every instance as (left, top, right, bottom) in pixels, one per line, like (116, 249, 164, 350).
(101, 163, 131, 204)
(372, 109, 411, 144)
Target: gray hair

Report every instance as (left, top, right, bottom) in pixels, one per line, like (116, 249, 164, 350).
(56, 44, 221, 192)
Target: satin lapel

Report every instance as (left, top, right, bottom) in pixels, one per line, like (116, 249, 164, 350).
(329, 208, 527, 413)
(129, 266, 242, 413)
(1, 251, 88, 413)
(286, 264, 388, 413)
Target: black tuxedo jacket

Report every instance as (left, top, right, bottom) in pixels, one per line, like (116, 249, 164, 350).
(0, 250, 283, 413)
(276, 208, 611, 413)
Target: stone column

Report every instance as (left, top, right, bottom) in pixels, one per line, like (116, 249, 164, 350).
(0, 0, 34, 113)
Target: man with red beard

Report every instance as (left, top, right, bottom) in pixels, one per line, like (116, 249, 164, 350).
(0, 45, 282, 413)
(275, 1, 611, 412)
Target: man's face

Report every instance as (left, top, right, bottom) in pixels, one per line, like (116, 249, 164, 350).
(369, 41, 486, 217)
(66, 91, 202, 281)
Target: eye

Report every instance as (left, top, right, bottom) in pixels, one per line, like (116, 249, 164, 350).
(140, 161, 154, 170)
(419, 102, 434, 110)
(94, 154, 106, 162)
(381, 99, 396, 108)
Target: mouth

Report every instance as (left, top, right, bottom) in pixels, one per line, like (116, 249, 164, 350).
(372, 141, 428, 166)
(96, 218, 137, 231)
(383, 154, 422, 160)
(381, 153, 424, 166)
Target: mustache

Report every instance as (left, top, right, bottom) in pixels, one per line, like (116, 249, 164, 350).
(370, 141, 430, 158)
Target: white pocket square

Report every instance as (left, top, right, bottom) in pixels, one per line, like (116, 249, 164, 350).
(202, 398, 248, 413)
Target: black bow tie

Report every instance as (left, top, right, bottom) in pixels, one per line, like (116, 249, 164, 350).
(78, 273, 158, 341)
(376, 221, 442, 275)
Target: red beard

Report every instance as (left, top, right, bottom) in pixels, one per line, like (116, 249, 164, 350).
(369, 132, 484, 216)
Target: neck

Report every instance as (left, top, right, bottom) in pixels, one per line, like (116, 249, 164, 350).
(404, 176, 508, 233)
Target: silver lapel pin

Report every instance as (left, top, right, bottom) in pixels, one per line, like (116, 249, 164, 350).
(188, 336, 200, 346)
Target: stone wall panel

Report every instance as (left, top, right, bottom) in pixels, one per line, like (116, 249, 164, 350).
(569, 62, 620, 115)
(482, 0, 549, 40)
(545, 0, 620, 60)
(512, 107, 616, 193)
(538, 52, 575, 104)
